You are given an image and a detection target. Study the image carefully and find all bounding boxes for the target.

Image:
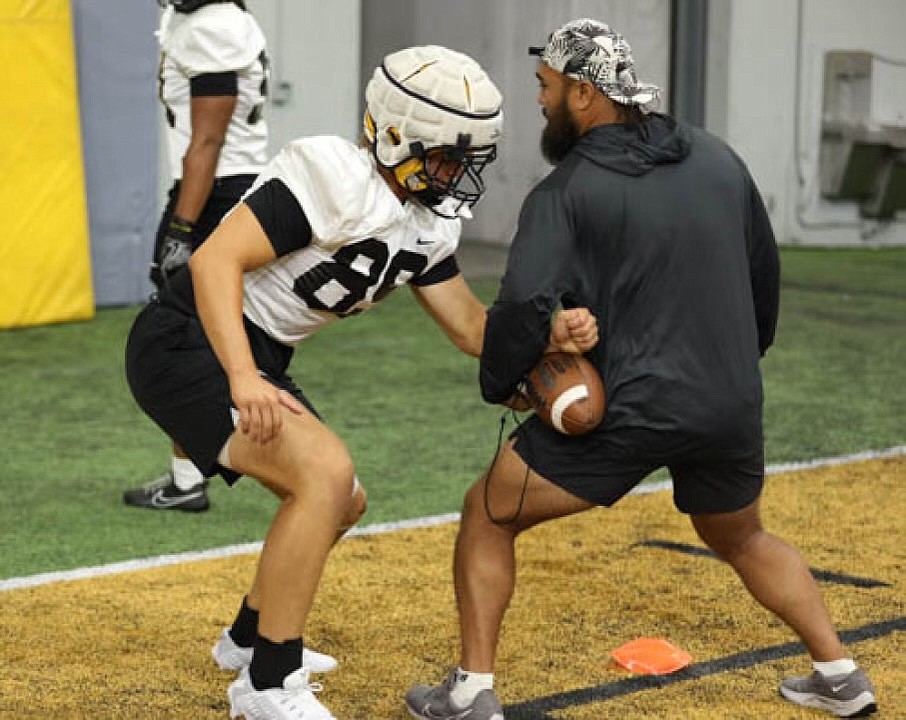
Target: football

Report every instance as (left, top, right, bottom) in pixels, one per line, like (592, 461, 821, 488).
(522, 353, 605, 435)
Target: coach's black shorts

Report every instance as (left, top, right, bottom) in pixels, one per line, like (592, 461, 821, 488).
(511, 415, 764, 514)
(125, 301, 318, 484)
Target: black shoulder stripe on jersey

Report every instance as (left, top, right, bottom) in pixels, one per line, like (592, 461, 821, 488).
(190, 71, 239, 97)
(411, 255, 460, 286)
(244, 178, 312, 257)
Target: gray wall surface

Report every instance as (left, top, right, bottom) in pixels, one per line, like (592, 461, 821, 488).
(73, 0, 159, 306)
(246, 0, 362, 153)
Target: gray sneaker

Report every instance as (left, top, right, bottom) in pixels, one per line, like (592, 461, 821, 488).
(780, 668, 877, 717)
(406, 670, 504, 720)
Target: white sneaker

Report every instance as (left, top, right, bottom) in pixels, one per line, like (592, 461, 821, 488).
(228, 667, 336, 720)
(213, 629, 339, 673)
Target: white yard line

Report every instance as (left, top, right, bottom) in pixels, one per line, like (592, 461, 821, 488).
(3, 446, 904, 592)
(0, 513, 460, 592)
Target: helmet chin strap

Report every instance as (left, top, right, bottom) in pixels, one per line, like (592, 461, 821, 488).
(398, 165, 448, 211)
(394, 157, 428, 194)
(367, 131, 477, 217)
(395, 142, 446, 209)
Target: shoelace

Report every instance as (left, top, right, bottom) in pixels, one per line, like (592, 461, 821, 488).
(442, 670, 457, 692)
(435, 668, 466, 698)
(279, 669, 325, 709)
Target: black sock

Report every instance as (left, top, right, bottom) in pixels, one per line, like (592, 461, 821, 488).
(250, 636, 303, 690)
(228, 596, 258, 648)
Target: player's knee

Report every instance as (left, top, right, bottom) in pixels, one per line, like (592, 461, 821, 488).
(461, 477, 525, 534)
(335, 479, 367, 538)
(292, 448, 356, 511)
(347, 480, 367, 525)
(326, 456, 357, 502)
(695, 521, 762, 562)
(692, 500, 764, 562)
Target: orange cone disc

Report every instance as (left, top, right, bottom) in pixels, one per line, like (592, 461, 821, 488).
(611, 637, 692, 675)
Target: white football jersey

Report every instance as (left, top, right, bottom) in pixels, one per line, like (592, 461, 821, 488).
(158, 3, 268, 180)
(241, 136, 462, 345)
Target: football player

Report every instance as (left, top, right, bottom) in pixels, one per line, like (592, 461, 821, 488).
(125, 45, 598, 720)
(124, 0, 269, 513)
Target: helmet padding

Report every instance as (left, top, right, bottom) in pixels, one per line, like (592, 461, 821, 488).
(364, 46, 503, 213)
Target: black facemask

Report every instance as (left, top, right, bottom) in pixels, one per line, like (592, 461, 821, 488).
(406, 138, 497, 217)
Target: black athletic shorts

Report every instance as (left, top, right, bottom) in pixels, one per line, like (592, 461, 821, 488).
(125, 300, 318, 484)
(511, 415, 764, 514)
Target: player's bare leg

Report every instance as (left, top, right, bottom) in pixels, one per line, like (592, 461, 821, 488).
(226, 405, 357, 644)
(691, 499, 846, 661)
(213, 461, 364, 676)
(244, 481, 367, 608)
(455, 439, 594, 671)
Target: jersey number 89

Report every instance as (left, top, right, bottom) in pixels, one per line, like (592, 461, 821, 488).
(293, 238, 428, 316)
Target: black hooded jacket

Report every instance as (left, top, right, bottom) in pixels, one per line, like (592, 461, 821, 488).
(480, 114, 780, 456)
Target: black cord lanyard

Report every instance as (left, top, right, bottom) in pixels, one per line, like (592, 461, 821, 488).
(483, 410, 533, 526)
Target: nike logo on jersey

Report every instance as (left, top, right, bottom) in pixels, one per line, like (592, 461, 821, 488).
(150, 488, 205, 508)
(415, 238, 435, 245)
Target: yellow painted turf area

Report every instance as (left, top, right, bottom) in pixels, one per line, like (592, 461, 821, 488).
(0, 457, 903, 719)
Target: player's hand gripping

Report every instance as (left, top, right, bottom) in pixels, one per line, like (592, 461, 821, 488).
(549, 307, 599, 355)
(228, 369, 306, 444)
(503, 308, 600, 411)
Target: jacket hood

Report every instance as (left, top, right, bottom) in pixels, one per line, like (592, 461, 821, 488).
(572, 113, 690, 176)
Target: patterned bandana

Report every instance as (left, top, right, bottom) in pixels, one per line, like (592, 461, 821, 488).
(529, 18, 661, 108)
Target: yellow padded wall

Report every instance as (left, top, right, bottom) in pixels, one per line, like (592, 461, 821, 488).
(0, 0, 93, 329)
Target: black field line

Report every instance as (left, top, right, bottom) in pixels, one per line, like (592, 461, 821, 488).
(635, 539, 892, 588)
(503, 616, 905, 719)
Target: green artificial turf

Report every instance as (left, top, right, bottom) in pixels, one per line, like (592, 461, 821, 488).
(0, 248, 903, 578)
(762, 248, 906, 459)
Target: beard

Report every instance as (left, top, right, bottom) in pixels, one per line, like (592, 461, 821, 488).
(541, 95, 580, 165)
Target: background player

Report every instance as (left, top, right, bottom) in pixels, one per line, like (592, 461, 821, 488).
(125, 0, 269, 512)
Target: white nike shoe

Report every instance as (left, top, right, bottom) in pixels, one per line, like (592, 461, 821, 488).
(228, 667, 336, 720)
(213, 629, 339, 674)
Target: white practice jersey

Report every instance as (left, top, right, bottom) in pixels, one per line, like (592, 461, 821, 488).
(240, 136, 463, 345)
(157, 3, 268, 180)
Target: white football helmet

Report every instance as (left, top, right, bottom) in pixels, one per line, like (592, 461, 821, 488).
(364, 45, 503, 215)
